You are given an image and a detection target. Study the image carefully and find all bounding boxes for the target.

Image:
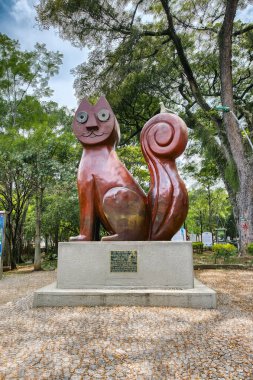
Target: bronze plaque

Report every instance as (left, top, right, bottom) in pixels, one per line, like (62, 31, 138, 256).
(110, 250, 137, 272)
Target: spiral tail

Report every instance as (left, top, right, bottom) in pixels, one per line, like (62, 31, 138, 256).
(140, 113, 189, 240)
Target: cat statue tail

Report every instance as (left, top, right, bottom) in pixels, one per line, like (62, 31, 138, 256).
(140, 112, 189, 240)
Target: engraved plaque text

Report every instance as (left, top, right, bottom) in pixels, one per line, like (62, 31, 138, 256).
(110, 250, 137, 272)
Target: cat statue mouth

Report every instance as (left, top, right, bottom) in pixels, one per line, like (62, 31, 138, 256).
(81, 131, 110, 138)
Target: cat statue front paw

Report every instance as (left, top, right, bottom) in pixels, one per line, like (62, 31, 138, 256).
(69, 235, 89, 241)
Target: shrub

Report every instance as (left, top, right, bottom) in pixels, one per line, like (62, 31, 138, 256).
(203, 245, 213, 251)
(247, 243, 253, 256)
(213, 243, 237, 263)
(192, 242, 203, 254)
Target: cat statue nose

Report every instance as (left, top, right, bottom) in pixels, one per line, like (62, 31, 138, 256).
(86, 125, 99, 132)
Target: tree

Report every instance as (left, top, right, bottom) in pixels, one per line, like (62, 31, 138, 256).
(23, 102, 80, 267)
(118, 144, 150, 192)
(183, 149, 233, 238)
(24, 176, 80, 257)
(0, 34, 63, 268)
(0, 139, 34, 268)
(186, 188, 232, 236)
(37, 0, 253, 253)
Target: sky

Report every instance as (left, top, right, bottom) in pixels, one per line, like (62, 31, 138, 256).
(0, 0, 88, 110)
(0, 0, 253, 110)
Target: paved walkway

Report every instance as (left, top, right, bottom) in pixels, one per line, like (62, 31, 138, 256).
(0, 269, 252, 379)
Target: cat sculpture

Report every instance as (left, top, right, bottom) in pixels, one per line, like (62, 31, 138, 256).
(71, 96, 188, 241)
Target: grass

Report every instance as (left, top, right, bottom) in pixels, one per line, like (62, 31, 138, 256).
(4, 258, 57, 274)
(4, 250, 253, 274)
(193, 250, 253, 266)
(41, 259, 57, 271)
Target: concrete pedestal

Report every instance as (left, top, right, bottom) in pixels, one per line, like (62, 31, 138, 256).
(33, 241, 216, 308)
(57, 241, 194, 289)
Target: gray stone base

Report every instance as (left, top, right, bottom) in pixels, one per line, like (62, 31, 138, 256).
(57, 241, 195, 289)
(33, 279, 216, 309)
(33, 242, 216, 308)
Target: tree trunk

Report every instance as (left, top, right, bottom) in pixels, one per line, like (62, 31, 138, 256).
(3, 214, 11, 268)
(54, 226, 59, 254)
(199, 211, 203, 240)
(218, 0, 253, 254)
(34, 187, 43, 271)
(45, 234, 48, 254)
(10, 253, 17, 270)
(16, 204, 29, 264)
(207, 185, 212, 232)
(8, 213, 17, 270)
(236, 164, 253, 254)
(10, 225, 17, 270)
(16, 223, 24, 264)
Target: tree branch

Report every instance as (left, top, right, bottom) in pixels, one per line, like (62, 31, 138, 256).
(173, 15, 217, 33)
(129, 0, 144, 28)
(233, 24, 253, 36)
(237, 82, 253, 100)
(159, 0, 216, 115)
(108, 26, 170, 37)
(142, 37, 171, 59)
(119, 128, 142, 146)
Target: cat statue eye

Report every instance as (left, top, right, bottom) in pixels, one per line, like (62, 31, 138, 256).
(97, 109, 110, 121)
(76, 111, 88, 123)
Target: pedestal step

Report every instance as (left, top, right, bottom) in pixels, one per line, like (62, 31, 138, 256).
(33, 279, 216, 309)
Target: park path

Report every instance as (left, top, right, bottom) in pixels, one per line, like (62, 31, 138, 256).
(0, 269, 252, 379)
(0, 269, 56, 306)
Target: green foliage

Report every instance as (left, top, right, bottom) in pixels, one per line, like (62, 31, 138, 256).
(186, 187, 232, 235)
(41, 185, 79, 243)
(0, 34, 63, 115)
(0, 34, 66, 268)
(213, 243, 237, 263)
(192, 242, 203, 254)
(106, 71, 159, 144)
(41, 258, 57, 271)
(117, 144, 149, 192)
(246, 243, 253, 256)
(23, 103, 80, 251)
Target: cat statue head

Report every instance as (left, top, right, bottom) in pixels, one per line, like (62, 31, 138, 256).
(73, 96, 120, 147)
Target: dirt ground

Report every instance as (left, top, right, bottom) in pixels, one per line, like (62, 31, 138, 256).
(0, 269, 252, 379)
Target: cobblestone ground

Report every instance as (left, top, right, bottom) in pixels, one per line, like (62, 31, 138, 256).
(0, 269, 252, 380)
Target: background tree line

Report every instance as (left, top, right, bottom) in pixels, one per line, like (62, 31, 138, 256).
(0, 34, 80, 269)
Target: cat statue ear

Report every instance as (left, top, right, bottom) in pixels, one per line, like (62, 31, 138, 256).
(96, 96, 121, 145)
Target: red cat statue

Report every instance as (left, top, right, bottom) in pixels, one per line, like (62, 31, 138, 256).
(71, 96, 188, 241)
